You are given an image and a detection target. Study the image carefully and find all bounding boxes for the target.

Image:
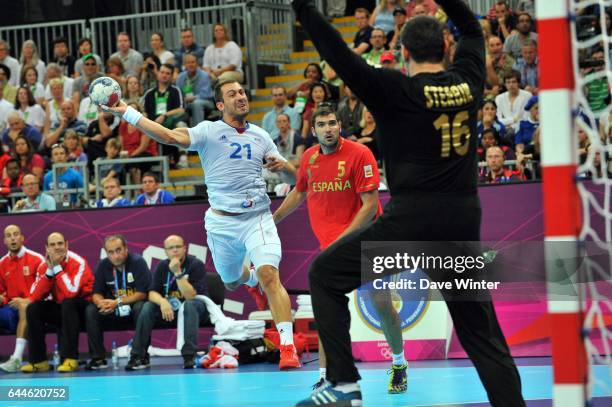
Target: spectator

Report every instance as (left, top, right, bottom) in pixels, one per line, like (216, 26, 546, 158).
(356, 106, 380, 162)
(133, 172, 174, 206)
(78, 94, 100, 125)
(149, 32, 175, 66)
(94, 177, 130, 208)
(351, 8, 374, 55)
(203, 23, 244, 83)
(480, 146, 520, 183)
(515, 95, 539, 155)
(262, 85, 301, 140)
(50, 37, 75, 78)
(128, 235, 208, 370)
(85, 235, 150, 370)
(110, 32, 144, 77)
(18, 40, 45, 83)
(504, 12, 538, 60)
(0, 225, 45, 372)
(336, 84, 364, 138)
(0, 158, 24, 194)
(63, 129, 88, 164)
(44, 100, 87, 149)
(512, 39, 538, 94)
(43, 144, 85, 207)
(20, 66, 45, 105)
(363, 27, 387, 67)
(72, 54, 103, 107)
(13, 86, 45, 132)
(515, 0, 534, 16)
(0, 84, 12, 132)
(12, 135, 44, 180)
(489, 0, 517, 42)
(370, 0, 405, 35)
(0, 40, 19, 87)
(287, 62, 324, 105)
(175, 53, 214, 126)
(319, 61, 343, 103)
(124, 74, 143, 105)
(140, 54, 161, 93)
(43, 63, 74, 102)
(477, 128, 515, 163)
(301, 82, 331, 140)
(21, 232, 93, 373)
(174, 27, 205, 70)
(485, 36, 515, 95)
(327, 0, 346, 19)
(11, 174, 56, 212)
(274, 113, 304, 187)
(119, 103, 157, 184)
(495, 70, 532, 132)
(73, 38, 103, 78)
(2, 112, 43, 152)
(0, 64, 17, 104)
(83, 111, 120, 168)
(105, 56, 127, 92)
(142, 63, 185, 167)
(387, 7, 408, 51)
(405, 0, 438, 18)
(584, 48, 609, 114)
(477, 99, 508, 146)
(97, 137, 124, 185)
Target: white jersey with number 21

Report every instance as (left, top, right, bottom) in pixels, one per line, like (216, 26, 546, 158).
(187, 120, 285, 213)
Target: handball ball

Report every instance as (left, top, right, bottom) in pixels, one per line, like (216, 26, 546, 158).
(89, 76, 122, 107)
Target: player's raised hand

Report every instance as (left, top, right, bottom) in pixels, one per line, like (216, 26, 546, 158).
(98, 100, 128, 118)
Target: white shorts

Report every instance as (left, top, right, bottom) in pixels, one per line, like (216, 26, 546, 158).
(204, 208, 282, 283)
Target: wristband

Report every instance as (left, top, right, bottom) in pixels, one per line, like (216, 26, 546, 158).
(123, 106, 143, 126)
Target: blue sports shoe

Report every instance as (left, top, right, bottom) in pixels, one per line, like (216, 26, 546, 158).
(295, 381, 363, 406)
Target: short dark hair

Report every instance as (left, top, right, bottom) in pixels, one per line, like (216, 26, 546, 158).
(504, 69, 521, 83)
(0, 63, 11, 80)
(311, 105, 338, 127)
(5, 158, 20, 169)
(53, 37, 68, 47)
(400, 16, 445, 64)
(142, 172, 159, 183)
(160, 63, 174, 72)
(77, 37, 92, 48)
(354, 7, 370, 18)
(303, 63, 323, 80)
(104, 234, 127, 249)
(151, 31, 164, 42)
(481, 127, 500, 142)
(214, 79, 241, 103)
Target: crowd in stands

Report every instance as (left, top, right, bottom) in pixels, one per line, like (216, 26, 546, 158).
(0, 0, 609, 212)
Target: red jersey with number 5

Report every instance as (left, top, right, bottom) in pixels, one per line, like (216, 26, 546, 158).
(296, 137, 382, 249)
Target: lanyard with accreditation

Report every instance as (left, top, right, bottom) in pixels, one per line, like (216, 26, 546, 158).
(166, 267, 186, 311)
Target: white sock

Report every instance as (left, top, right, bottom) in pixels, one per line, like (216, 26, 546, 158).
(319, 367, 326, 379)
(244, 267, 258, 287)
(276, 321, 294, 345)
(12, 338, 27, 360)
(335, 382, 360, 392)
(392, 351, 407, 366)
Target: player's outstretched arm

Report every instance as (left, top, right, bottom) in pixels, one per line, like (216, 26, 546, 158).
(273, 187, 307, 225)
(101, 101, 191, 149)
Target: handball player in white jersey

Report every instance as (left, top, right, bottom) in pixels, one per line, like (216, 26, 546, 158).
(102, 79, 301, 369)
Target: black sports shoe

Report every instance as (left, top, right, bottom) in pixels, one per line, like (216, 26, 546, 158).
(183, 356, 195, 369)
(125, 357, 150, 371)
(85, 358, 108, 371)
(312, 377, 326, 390)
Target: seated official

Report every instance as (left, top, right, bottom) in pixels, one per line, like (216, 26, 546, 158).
(12, 174, 56, 213)
(128, 235, 208, 370)
(95, 177, 131, 208)
(22, 232, 94, 373)
(133, 172, 175, 205)
(85, 235, 151, 370)
(0, 225, 45, 372)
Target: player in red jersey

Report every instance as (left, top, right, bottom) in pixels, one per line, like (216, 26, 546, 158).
(0, 225, 45, 372)
(272, 105, 408, 393)
(20, 232, 94, 373)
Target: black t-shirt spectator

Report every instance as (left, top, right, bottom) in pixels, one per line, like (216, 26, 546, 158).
(353, 26, 373, 54)
(93, 252, 152, 299)
(142, 85, 184, 120)
(150, 254, 207, 300)
(491, 14, 517, 42)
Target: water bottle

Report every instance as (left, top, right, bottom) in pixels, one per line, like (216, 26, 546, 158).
(52, 344, 60, 369)
(111, 341, 118, 370)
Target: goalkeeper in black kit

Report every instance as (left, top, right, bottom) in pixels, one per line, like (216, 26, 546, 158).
(291, 0, 526, 406)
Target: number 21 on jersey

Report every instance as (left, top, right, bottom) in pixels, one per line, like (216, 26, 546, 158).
(434, 110, 470, 158)
(229, 143, 252, 160)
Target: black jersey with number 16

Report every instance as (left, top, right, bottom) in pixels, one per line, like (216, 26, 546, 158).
(293, 0, 485, 195)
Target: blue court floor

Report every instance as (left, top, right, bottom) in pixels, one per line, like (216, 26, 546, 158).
(0, 356, 610, 406)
